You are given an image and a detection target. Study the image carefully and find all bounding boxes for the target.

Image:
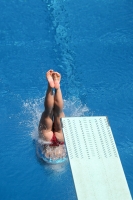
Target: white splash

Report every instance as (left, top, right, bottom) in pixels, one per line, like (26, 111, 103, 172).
(23, 96, 90, 140)
(23, 97, 44, 140)
(64, 97, 90, 117)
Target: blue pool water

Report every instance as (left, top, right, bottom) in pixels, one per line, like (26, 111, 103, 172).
(0, 0, 133, 199)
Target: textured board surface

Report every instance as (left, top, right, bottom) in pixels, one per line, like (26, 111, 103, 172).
(61, 116, 132, 200)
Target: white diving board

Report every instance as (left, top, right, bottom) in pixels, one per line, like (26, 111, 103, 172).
(61, 116, 132, 200)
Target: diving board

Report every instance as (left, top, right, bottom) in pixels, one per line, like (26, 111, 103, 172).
(61, 116, 132, 200)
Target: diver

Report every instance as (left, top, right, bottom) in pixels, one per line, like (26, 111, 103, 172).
(38, 69, 65, 159)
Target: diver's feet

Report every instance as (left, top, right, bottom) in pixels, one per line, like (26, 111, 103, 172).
(52, 72, 61, 89)
(46, 69, 54, 88)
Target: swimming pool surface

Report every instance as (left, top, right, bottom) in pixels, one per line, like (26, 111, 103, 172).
(0, 0, 133, 199)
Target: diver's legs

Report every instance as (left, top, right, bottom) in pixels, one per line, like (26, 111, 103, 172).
(39, 70, 54, 141)
(53, 72, 65, 142)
